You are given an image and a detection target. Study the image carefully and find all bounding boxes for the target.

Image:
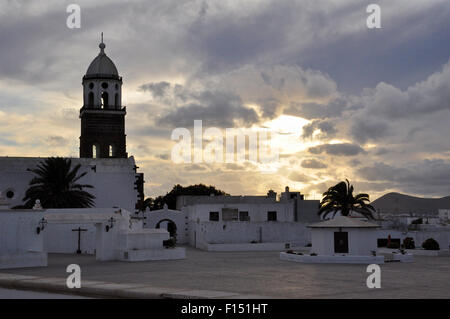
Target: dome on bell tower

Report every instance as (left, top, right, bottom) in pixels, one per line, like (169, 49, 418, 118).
(85, 35, 119, 79)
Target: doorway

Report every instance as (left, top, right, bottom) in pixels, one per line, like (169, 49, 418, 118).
(334, 231, 349, 253)
(155, 219, 177, 240)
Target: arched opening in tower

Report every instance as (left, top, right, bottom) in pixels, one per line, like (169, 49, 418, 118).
(109, 145, 115, 157)
(101, 91, 109, 109)
(88, 92, 94, 106)
(115, 93, 119, 108)
(92, 144, 99, 158)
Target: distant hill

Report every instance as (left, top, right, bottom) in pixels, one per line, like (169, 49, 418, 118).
(371, 192, 450, 215)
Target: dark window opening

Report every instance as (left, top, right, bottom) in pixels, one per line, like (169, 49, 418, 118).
(115, 93, 119, 108)
(6, 190, 14, 199)
(267, 211, 277, 221)
(88, 92, 94, 106)
(239, 211, 250, 221)
(209, 211, 219, 221)
(222, 208, 238, 221)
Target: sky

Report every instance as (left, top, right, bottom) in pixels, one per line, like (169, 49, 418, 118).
(0, 0, 450, 200)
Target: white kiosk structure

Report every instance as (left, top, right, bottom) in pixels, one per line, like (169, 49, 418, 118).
(281, 216, 384, 264)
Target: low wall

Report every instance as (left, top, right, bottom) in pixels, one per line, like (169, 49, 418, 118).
(0, 210, 47, 269)
(377, 227, 450, 249)
(204, 242, 290, 251)
(191, 222, 310, 248)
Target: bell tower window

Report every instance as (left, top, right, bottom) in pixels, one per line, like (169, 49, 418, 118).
(88, 92, 94, 106)
(101, 91, 109, 108)
(115, 93, 119, 108)
(109, 145, 115, 157)
(92, 144, 98, 158)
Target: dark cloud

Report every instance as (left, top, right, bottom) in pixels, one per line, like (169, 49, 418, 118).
(302, 119, 337, 140)
(139, 81, 171, 98)
(357, 159, 450, 196)
(308, 143, 365, 156)
(158, 89, 259, 128)
(285, 98, 348, 120)
(301, 159, 327, 169)
(349, 118, 391, 144)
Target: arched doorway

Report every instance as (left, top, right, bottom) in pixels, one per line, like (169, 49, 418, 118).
(155, 219, 177, 240)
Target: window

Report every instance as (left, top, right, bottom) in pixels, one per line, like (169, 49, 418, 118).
(109, 145, 114, 157)
(267, 211, 277, 221)
(6, 190, 14, 199)
(88, 92, 94, 106)
(101, 82, 108, 89)
(89, 82, 94, 89)
(101, 91, 109, 108)
(115, 93, 119, 108)
(92, 145, 98, 158)
(222, 208, 238, 221)
(209, 212, 219, 221)
(239, 211, 250, 221)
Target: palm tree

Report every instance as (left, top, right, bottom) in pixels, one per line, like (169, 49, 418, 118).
(22, 157, 95, 208)
(318, 179, 375, 220)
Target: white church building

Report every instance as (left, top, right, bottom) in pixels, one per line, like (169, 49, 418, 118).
(0, 37, 144, 213)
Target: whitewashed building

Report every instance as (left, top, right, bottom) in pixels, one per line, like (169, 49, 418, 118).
(0, 156, 143, 213)
(280, 216, 385, 264)
(143, 188, 320, 250)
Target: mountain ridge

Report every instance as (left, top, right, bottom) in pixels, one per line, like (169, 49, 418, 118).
(371, 192, 450, 215)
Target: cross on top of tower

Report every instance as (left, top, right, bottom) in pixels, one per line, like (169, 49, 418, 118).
(99, 32, 105, 54)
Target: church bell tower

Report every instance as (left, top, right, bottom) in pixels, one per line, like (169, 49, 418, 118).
(80, 34, 127, 158)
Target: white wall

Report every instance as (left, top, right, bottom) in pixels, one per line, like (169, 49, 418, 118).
(377, 227, 450, 249)
(311, 228, 378, 256)
(0, 157, 140, 213)
(0, 210, 46, 254)
(184, 202, 294, 223)
(189, 222, 310, 247)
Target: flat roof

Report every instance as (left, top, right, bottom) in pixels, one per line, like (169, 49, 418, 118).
(308, 216, 380, 228)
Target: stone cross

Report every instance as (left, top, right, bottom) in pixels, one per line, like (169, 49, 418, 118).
(72, 227, 88, 254)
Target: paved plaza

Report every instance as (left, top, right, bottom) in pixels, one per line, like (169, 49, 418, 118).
(1, 247, 449, 298)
